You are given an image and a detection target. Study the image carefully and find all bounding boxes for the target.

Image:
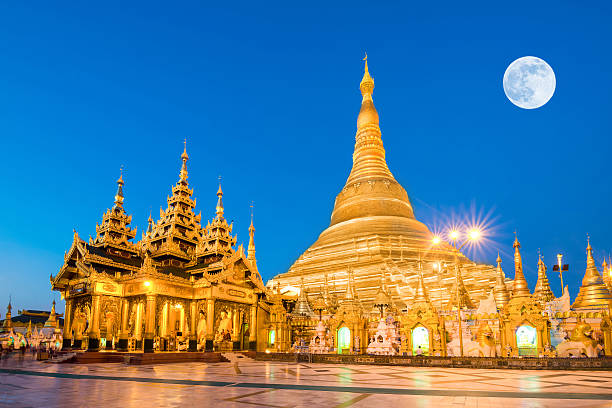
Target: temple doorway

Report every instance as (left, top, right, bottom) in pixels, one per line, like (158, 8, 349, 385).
(412, 326, 429, 356)
(241, 323, 249, 350)
(268, 329, 276, 348)
(516, 324, 537, 356)
(337, 326, 350, 354)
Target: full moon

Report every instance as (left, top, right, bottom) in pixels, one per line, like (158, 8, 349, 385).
(503, 56, 556, 109)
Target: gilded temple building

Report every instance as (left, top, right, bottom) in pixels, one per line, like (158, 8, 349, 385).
(50, 143, 268, 352)
(268, 58, 500, 310)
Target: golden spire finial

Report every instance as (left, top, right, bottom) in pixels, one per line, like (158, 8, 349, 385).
(179, 139, 189, 182)
(247, 201, 256, 264)
(182, 138, 189, 160)
(114, 167, 125, 208)
(359, 52, 374, 98)
(215, 176, 224, 218)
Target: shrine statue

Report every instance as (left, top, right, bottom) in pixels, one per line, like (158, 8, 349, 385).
(467, 322, 498, 357)
(215, 310, 233, 342)
(196, 310, 207, 344)
(72, 308, 88, 337)
(556, 320, 602, 358)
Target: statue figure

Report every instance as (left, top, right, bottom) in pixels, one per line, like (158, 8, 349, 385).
(466, 322, 498, 357)
(196, 310, 207, 346)
(72, 307, 88, 338)
(556, 319, 603, 358)
(215, 310, 233, 343)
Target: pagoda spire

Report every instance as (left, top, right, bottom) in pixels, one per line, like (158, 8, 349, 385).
(148, 143, 202, 261)
(511, 235, 531, 298)
(493, 253, 510, 310)
(215, 179, 224, 219)
(602, 257, 612, 290)
(247, 202, 256, 268)
(448, 264, 474, 309)
(413, 269, 430, 305)
(292, 274, 314, 317)
(179, 138, 189, 183)
(114, 167, 124, 209)
(197, 179, 236, 259)
(572, 238, 612, 309)
(345, 267, 357, 300)
(44, 300, 57, 328)
(373, 266, 392, 313)
(329, 54, 415, 227)
(533, 253, 554, 302)
(92, 170, 137, 253)
(3, 298, 12, 329)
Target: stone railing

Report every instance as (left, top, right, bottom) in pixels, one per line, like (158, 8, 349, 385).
(255, 352, 612, 370)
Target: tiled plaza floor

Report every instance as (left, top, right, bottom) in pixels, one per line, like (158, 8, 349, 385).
(1, 354, 611, 407)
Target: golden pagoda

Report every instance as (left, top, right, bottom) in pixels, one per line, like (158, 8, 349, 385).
(511, 236, 531, 298)
(269, 56, 498, 309)
(572, 239, 612, 310)
(493, 254, 510, 310)
(602, 257, 612, 290)
(533, 254, 554, 303)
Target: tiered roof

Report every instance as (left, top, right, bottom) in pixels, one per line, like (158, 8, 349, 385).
(51, 142, 264, 293)
(91, 171, 138, 255)
(148, 142, 203, 264)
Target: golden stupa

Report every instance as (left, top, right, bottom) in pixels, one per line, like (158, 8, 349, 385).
(572, 239, 612, 310)
(269, 57, 498, 309)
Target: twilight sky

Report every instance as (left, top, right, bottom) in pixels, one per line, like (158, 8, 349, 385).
(0, 1, 610, 311)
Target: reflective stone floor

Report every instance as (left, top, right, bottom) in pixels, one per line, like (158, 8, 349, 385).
(1, 354, 611, 407)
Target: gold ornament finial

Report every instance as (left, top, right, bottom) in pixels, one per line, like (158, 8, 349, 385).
(179, 140, 189, 182)
(215, 176, 224, 218)
(117, 165, 124, 185)
(114, 167, 125, 207)
(359, 52, 374, 97)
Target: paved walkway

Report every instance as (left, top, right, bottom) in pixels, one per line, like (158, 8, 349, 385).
(1, 354, 611, 407)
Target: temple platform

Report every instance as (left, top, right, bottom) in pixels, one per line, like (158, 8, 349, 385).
(56, 351, 230, 365)
(255, 352, 612, 370)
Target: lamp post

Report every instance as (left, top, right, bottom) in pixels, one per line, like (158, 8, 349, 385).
(552, 254, 569, 295)
(432, 228, 481, 357)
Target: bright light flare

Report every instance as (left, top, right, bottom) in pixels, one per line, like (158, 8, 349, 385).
(432, 236, 441, 245)
(449, 230, 459, 240)
(144, 281, 151, 287)
(468, 229, 481, 241)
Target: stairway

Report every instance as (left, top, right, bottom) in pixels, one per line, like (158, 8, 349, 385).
(47, 352, 76, 364)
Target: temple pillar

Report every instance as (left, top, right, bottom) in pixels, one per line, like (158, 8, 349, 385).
(249, 304, 257, 351)
(205, 299, 214, 351)
(189, 301, 197, 352)
(117, 299, 130, 352)
(62, 298, 73, 350)
(87, 295, 101, 351)
(144, 295, 156, 353)
(232, 307, 240, 350)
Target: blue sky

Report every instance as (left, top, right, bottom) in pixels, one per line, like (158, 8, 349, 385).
(0, 1, 610, 311)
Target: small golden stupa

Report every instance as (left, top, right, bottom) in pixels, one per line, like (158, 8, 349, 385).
(572, 239, 612, 310)
(533, 254, 554, 303)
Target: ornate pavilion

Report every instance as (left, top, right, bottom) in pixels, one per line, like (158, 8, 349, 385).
(51, 144, 267, 352)
(49, 58, 612, 359)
